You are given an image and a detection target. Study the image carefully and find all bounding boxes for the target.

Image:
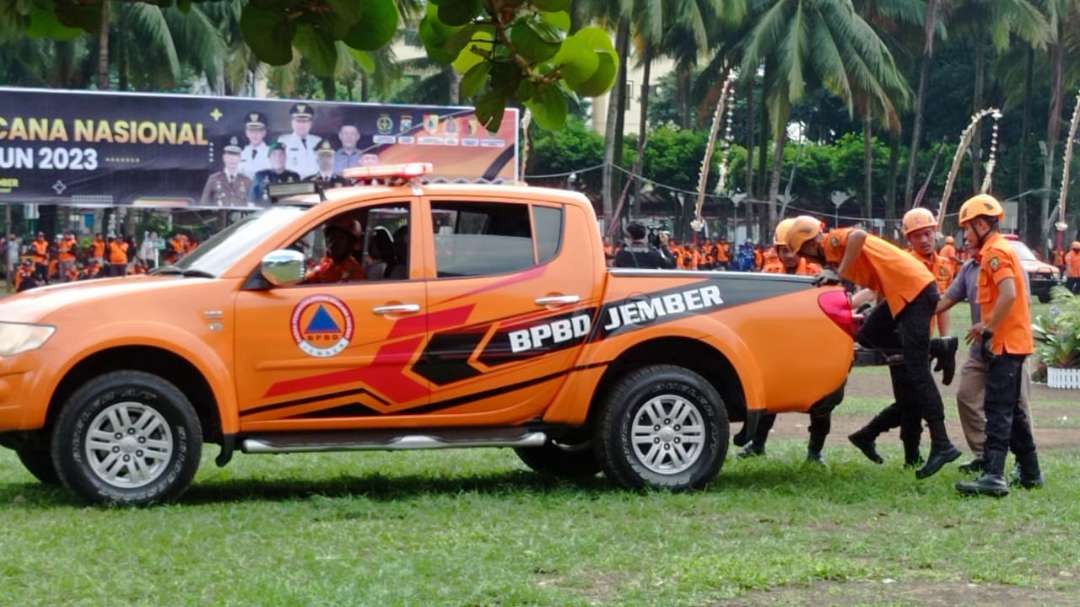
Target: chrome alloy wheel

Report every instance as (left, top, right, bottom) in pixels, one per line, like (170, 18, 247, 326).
(630, 395, 706, 475)
(84, 402, 173, 489)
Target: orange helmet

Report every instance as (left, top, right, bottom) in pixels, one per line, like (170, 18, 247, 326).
(773, 218, 796, 247)
(958, 194, 1004, 227)
(785, 215, 823, 254)
(902, 207, 937, 236)
(944, 236, 955, 244)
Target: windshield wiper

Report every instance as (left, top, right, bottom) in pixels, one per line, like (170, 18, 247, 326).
(151, 266, 182, 275)
(181, 269, 216, 279)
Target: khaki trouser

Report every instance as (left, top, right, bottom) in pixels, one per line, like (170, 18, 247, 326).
(955, 354, 1032, 457)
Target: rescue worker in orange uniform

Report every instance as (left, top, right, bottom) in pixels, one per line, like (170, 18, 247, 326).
(57, 232, 78, 283)
(14, 259, 37, 292)
(954, 195, 1042, 496)
(305, 216, 366, 284)
(716, 238, 731, 270)
(1066, 241, 1080, 294)
(940, 235, 959, 275)
(902, 208, 955, 336)
(91, 233, 106, 266)
(787, 216, 961, 478)
(736, 218, 831, 462)
(30, 232, 49, 283)
(107, 236, 129, 277)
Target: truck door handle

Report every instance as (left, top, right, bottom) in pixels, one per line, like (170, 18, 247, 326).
(535, 295, 580, 307)
(373, 303, 421, 315)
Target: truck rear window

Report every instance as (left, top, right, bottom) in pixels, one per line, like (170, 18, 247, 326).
(432, 201, 554, 278)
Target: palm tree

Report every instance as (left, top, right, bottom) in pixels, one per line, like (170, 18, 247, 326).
(739, 0, 912, 225)
(948, 0, 1048, 190)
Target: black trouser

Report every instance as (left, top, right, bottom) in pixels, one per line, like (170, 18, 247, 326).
(1068, 276, 1080, 294)
(33, 261, 48, 283)
(983, 354, 1037, 476)
(856, 284, 948, 446)
(751, 407, 833, 452)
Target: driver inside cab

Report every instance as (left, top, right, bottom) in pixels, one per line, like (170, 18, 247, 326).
(304, 216, 365, 284)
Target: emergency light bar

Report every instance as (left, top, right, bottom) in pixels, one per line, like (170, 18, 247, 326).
(267, 181, 325, 203)
(342, 162, 433, 182)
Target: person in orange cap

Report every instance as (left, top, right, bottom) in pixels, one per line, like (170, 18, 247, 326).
(1066, 241, 1080, 293)
(786, 215, 961, 479)
(940, 235, 959, 274)
(902, 208, 955, 336)
(737, 218, 831, 463)
(304, 215, 366, 284)
(954, 195, 1041, 497)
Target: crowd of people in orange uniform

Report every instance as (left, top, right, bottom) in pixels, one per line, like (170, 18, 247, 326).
(3, 231, 200, 292)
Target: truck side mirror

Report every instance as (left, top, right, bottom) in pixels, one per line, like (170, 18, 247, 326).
(260, 249, 305, 287)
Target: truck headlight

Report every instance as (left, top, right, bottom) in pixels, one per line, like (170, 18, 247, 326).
(0, 323, 55, 356)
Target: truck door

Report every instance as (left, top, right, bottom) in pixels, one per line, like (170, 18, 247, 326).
(233, 198, 429, 431)
(415, 196, 598, 423)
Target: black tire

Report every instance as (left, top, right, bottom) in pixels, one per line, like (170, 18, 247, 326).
(594, 365, 728, 491)
(51, 370, 202, 506)
(15, 442, 59, 485)
(1038, 292, 1051, 304)
(514, 439, 601, 480)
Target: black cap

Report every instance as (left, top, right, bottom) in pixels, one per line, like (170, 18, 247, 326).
(223, 135, 242, 154)
(245, 111, 267, 128)
(626, 222, 647, 240)
(315, 139, 334, 156)
(290, 103, 313, 119)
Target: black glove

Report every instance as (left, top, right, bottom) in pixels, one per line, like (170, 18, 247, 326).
(978, 329, 996, 364)
(812, 268, 841, 287)
(929, 336, 958, 385)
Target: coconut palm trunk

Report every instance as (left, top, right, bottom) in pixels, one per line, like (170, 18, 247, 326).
(1018, 47, 1034, 239)
(864, 113, 873, 218)
(1041, 39, 1065, 253)
(903, 0, 938, 209)
(601, 17, 630, 231)
(971, 40, 986, 191)
(97, 0, 110, 89)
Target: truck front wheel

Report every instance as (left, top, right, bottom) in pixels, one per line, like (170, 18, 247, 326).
(595, 365, 728, 491)
(51, 371, 203, 506)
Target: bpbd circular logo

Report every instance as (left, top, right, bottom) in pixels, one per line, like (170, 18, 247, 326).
(291, 294, 354, 358)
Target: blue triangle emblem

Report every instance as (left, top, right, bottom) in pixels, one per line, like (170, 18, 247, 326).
(305, 305, 341, 334)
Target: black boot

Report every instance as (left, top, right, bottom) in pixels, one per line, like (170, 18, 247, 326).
(806, 430, 827, 465)
(903, 445, 924, 469)
(848, 407, 900, 465)
(737, 443, 765, 459)
(958, 458, 985, 474)
(956, 473, 1009, 497)
(929, 336, 959, 386)
(915, 420, 961, 479)
(1012, 451, 1044, 489)
(733, 425, 749, 447)
(806, 449, 825, 465)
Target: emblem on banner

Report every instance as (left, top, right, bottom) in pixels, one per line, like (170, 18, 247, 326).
(422, 114, 440, 135)
(376, 113, 393, 135)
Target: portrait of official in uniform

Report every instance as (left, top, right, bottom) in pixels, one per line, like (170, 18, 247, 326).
(200, 136, 252, 207)
(239, 111, 270, 180)
(277, 102, 321, 179)
(309, 140, 348, 188)
(334, 124, 363, 175)
(250, 142, 302, 203)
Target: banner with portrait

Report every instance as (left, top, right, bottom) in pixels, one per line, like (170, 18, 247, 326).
(0, 87, 519, 210)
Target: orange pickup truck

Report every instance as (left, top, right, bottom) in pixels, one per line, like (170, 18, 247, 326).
(0, 168, 856, 504)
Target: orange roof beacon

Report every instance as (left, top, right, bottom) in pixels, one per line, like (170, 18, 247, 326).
(0, 164, 857, 504)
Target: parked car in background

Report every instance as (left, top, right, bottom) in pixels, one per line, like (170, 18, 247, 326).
(1004, 234, 1060, 303)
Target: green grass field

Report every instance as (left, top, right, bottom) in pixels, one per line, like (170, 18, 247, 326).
(0, 300, 1076, 605)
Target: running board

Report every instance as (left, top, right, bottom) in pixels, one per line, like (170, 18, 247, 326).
(240, 427, 547, 454)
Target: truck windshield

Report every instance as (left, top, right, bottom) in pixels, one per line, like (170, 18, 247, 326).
(173, 206, 308, 277)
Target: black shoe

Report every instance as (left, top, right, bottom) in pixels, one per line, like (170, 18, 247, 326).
(903, 453, 924, 469)
(733, 426, 749, 447)
(1011, 454, 1044, 489)
(737, 443, 765, 459)
(956, 473, 1009, 497)
(848, 432, 884, 464)
(915, 445, 961, 479)
(958, 458, 985, 474)
(806, 449, 825, 465)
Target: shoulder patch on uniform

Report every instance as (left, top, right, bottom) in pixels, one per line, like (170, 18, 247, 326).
(989, 256, 1000, 271)
(830, 235, 840, 248)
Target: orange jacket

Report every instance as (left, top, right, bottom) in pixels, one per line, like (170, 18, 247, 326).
(108, 241, 129, 265)
(58, 237, 77, 263)
(1066, 250, 1080, 278)
(92, 239, 105, 259)
(30, 239, 48, 261)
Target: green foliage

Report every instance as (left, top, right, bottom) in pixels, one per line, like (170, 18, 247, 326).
(1034, 288, 1080, 369)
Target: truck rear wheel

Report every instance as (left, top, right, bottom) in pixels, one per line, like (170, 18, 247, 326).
(51, 371, 202, 506)
(15, 442, 59, 485)
(595, 365, 728, 491)
(514, 439, 601, 480)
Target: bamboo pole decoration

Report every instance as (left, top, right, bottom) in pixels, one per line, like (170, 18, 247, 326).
(1056, 89, 1080, 232)
(691, 72, 737, 232)
(979, 111, 1001, 194)
(937, 108, 1001, 229)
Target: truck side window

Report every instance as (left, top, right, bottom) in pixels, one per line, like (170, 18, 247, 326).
(291, 203, 410, 284)
(533, 205, 563, 264)
(431, 201, 534, 278)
